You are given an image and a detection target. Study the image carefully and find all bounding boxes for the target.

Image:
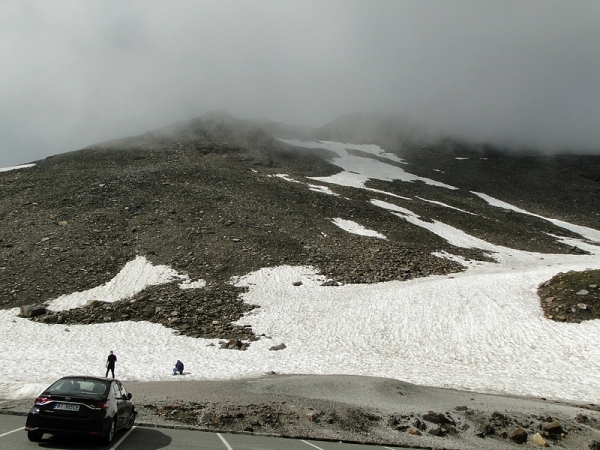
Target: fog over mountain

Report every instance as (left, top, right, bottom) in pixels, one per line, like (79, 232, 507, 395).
(1, 1, 599, 167)
(1, 102, 600, 447)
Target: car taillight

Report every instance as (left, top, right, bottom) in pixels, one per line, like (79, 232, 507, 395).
(34, 397, 52, 405)
(84, 400, 108, 410)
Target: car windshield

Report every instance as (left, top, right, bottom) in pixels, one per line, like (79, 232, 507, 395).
(46, 378, 108, 396)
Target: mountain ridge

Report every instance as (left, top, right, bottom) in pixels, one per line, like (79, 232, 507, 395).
(1, 111, 599, 338)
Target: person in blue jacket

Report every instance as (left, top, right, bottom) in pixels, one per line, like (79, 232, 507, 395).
(172, 360, 184, 375)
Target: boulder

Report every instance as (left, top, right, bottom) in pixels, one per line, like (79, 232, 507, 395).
(428, 426, 445, 436)
(510, 427, 528, 443)
(218, 339, 249, 350)
(477, 422, 495, 436)
(413, 418, 427, 431)
(543, 420, 563, 434)
(422, 411, 455, 425)
(19, 304, 46, 318)
(531, 432, 548, 447)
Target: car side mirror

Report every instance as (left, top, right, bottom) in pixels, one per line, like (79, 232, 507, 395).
(127, 393, 132, 400)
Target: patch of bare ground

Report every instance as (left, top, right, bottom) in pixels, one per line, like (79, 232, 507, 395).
(539, 269, 600, 323)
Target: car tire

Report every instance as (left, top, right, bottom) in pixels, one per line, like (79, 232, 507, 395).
(125, 411, 135, 430)
(102, 419, 116, 445)
(27, 431, 43, 442)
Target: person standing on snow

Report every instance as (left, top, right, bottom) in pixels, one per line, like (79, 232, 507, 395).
(105, 350, 117, 378)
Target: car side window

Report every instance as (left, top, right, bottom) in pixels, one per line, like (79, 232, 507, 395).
(111, 383, 121, 399)
(119, 383, 129, 398)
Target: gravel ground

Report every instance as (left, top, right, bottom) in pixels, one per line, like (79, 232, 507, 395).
(4, 374, 600, 449)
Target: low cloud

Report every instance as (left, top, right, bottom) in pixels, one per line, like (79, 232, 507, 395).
(1, 1, 599, 165)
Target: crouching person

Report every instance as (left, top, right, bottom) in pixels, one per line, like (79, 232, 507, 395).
(172, 360, 184, 375)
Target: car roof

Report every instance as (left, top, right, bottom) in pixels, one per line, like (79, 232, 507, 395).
(58, 375, 114, 382)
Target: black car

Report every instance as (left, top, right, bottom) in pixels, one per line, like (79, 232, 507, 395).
(25, 375, 136, 444)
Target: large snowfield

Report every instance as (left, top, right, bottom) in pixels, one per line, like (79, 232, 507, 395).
(1, 142, 600, 405)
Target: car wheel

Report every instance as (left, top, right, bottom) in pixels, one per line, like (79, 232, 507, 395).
(125, 411, 135, 430)
(102, 419, 116, 445)
(27, 431, 43, 442)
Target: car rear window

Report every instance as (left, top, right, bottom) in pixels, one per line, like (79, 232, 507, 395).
(47, 379, 108, 395)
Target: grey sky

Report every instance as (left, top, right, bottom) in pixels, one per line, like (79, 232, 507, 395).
(1, 1, 599, 166)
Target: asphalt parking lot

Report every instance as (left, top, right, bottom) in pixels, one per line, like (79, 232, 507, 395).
(0, 414, 410, 450)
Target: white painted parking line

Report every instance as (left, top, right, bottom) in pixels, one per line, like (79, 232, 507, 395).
(217, 432, 234, 450)
(109, 426, 136, 450)
(0, 426, 24, 437)
(301, 440, 325, 449)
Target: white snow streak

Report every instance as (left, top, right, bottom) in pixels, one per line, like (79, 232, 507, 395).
(0, 163, 35, 172)
(279, 139, 457, 190)
(330, 218, 386, 239)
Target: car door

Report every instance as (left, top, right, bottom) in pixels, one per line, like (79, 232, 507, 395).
(119, 382, 134, 420)
(110, 382, 125, 430)
(113, 381, 131, 429)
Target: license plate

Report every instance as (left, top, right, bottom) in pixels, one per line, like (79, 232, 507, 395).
(54, 403, 80, 411)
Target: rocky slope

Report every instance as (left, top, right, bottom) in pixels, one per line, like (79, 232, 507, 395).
(3, 111, 600, 448)
(4, 112, 599, 336)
